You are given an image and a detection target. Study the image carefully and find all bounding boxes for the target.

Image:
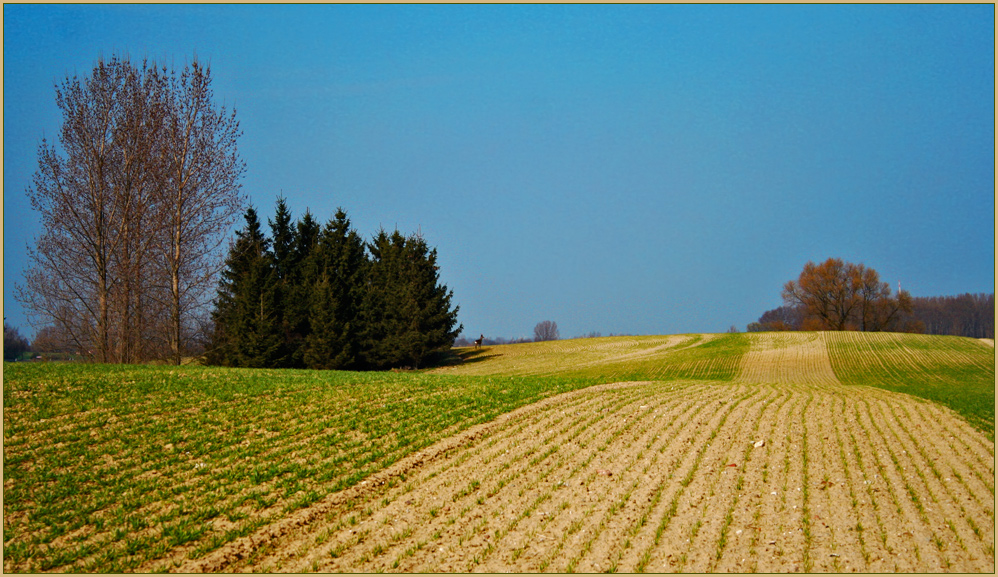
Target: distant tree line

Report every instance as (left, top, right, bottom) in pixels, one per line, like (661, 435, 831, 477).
(4, 323, 30, 361)
(453, 325, 637, 347)
(205, 199, 462, 370)
(749, 258, 994, 338)
(909, 293, 994, 339)
(454, 335, 534, 347)
(747, 306, 806, 333)
(453, 320, 560, 347)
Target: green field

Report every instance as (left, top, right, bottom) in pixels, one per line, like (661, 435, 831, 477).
(824, 332, 996, 436)
(2, 364, 597, 572)
(2, 331, 993, 572)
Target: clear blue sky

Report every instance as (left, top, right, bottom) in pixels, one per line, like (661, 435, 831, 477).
(4, 4, 994, 341)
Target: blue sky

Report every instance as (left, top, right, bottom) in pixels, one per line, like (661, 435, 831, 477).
(4, 4, 994, 340)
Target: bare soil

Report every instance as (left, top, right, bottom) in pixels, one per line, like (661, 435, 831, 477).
(178, 338, 996, 573)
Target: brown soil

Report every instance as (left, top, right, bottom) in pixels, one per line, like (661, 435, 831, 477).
(176, 338, 996, 573)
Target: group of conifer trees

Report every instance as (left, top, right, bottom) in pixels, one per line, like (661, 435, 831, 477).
(205, 198, 462, 370)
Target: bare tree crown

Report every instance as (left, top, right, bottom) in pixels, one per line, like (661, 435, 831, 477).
(533, 320, 559, 342)
(15, 55, 244, 364)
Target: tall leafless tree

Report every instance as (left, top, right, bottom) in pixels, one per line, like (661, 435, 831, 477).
(160, 61, 245, 364)
(16, 56, 243, 364)
(107, 61, 171, 362)
(18, 58, 133, 362)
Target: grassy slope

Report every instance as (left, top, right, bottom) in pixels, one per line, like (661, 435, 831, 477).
(446, 332, 994, 437)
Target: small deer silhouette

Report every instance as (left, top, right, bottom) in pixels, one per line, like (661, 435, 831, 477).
(473, 334, 485, 349)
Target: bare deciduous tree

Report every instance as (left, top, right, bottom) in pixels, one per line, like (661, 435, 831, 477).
(18, 58, 142, 362)
(15, 55, 243, 364)
(31, 325, 73, 355)
(533, 320, 559, 342)
(160, 61, 245, 364)
(911, 293, 994, 338)
(747, 305, 804, 332)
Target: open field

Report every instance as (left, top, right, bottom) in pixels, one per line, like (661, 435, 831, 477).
(3, 332, 994, 572)
(2, 365, 595, 572)
(825, 332, 996, 436)
(437, 333, 748, 382)
(442, 332, 995, 439)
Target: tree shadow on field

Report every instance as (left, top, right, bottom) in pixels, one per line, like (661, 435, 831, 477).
(436, 347, 500, 367)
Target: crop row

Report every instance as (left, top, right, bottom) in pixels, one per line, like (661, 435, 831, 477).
(200, 379, 994, 572)
(557, 333, 750, 382)
(736, 332, 839, 386)
(440, 335, 699, 377)
(4, 332, 992, 571)
(2, 363, 599, 572)
(825, 332, 996, 438)
(198, 380, 739, 572)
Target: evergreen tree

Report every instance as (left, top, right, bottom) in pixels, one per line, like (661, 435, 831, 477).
(206, 206, 281, 366)
(303, 209, 367, 370)
(4, 322, 30, 361)
(406, 234, 462, 366)
(359, 229, 461, 369)
(230, 261, 282, 367)
(286, 209, 321, 367)
(267, 197, 297, 367)
(208, 205, 462, 371)
(269, 196, 296, 281)
(293, 210, 321, 282)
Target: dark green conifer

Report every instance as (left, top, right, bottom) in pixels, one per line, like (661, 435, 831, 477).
(209, 205, 461, 371)
(286, 209, 321, 367)
(359, 229, 461, 369)
(207, 206, 281, 366)
(267, 197, 297, 367)
(303, 209, 367, 370)
(269, 197, 295, 281)
(231, 260, 283, 367)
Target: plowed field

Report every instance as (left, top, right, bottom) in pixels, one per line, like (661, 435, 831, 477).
(180, 334, 995, 573)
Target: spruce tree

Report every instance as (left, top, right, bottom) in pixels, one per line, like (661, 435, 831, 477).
(286, 209, 321, 367)
(293, 210, 321, 281)
(269, 197, 295, 281)
(207, 206, 280, 366)
(303, 209, 367, 370)
(407, 235, 462, 364)
(359, 229, 461, 369)
(230, 256, 283, 367)
(267, 197, 297, 367)
(209, 205, 462, 371)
